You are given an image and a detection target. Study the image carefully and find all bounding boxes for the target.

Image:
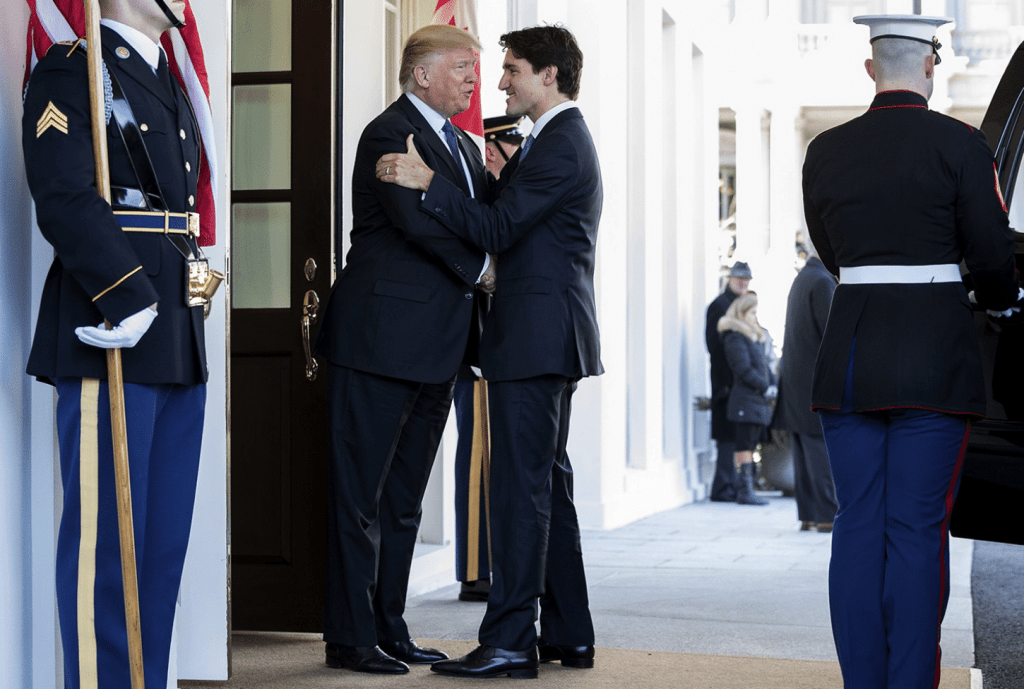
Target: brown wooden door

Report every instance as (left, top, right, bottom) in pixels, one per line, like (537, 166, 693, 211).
(229, 0, 337, 631)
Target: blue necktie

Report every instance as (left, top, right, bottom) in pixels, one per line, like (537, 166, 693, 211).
(519, 134, 535, 160)
(441, 121, 460, 162)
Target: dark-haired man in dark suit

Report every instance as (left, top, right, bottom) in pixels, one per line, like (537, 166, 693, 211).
(379, 24, 603, 680)
(313, 23, 494, 675)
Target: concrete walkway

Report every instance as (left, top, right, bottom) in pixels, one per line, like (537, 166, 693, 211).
(405, 493, 975, 668)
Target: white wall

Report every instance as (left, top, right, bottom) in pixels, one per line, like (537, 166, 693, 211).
(177, 0, 231, 682)
(1, 2, 61, 687)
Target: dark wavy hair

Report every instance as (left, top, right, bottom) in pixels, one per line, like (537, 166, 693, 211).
(499, 25, 583, 100)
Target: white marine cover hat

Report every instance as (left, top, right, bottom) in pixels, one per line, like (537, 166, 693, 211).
(854, 14, 953, 63)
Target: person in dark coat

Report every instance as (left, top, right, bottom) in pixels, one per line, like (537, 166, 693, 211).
(802, 14, 1021, 689)
(22, 2, 210, 687)
(312, 24, 492, 675)
(774, 250, 838, 531)
(704, 261, 752, 501)
(718, 292, 775, 506)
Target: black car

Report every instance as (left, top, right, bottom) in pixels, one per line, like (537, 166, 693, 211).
(951, 44, 1024, 547)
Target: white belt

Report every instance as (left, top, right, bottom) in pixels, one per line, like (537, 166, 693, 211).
(839, 264, 961, 285)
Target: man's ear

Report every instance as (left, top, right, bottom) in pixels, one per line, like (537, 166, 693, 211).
(924, 54, 935, 80)
(414, 64, 430, 89)
(542, 64, 558, 87)
(485, 144, 498, 163)
(864, 58, 876, 82)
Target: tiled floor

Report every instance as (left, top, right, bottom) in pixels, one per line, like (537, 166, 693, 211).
(405, 494, 975, 667)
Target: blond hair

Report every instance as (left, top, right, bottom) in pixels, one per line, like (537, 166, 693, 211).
(399, 25, 482, 93)
(718, 292, 766, 342)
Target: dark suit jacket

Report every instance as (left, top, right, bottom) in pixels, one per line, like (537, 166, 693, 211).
(24, 26, 207, 386)
(314, 94, 487, 384)
(804, 90, 1018, 416)
(418, 107, 603, 382)
(774, 257, 836, 436)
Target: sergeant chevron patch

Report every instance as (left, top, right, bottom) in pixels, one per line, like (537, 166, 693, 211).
(37, 101, 69, 137)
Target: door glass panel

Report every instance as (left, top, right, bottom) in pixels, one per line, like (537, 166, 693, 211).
(233, 84, 292, 190)
(232, 202, 291, 309)
(232, 0, 292, 72)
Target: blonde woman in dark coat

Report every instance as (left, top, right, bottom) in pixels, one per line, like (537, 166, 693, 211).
(718, 292, 776, 505)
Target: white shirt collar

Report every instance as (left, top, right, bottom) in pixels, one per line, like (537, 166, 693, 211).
(528, 100, 578, 139)
(405, 92, 449, 137)
(101, 18, 163, 73)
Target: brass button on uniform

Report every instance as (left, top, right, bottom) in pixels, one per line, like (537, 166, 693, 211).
(189, 195, 195, 206)
(179, 129, 186, 140)
(140, 123, 149, 132)
(185, 161, 191, 172)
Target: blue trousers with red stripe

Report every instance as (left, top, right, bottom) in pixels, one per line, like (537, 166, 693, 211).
(819, 406, 968, 689)
(54, 378, 205, 689)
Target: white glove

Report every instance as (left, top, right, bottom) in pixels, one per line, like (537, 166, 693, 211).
(986, 287, 1024, 319)
(764, 384, 778, 400)
(75, 305, 157, 349)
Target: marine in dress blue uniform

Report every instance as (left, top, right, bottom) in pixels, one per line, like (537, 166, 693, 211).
(22, 2, 208, 687)
(802, 15, 1020, 688)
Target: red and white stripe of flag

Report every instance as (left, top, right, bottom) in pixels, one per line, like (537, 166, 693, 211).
(24, 0, 218, 246)
(433, 0, 483, 143)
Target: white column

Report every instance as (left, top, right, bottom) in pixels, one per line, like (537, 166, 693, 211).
(734, 105, 770, 261)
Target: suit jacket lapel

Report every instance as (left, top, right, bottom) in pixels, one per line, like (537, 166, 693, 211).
(395, 95, 469, 194)
(454, 129, 484, 198)
(101, 25, 176, 111)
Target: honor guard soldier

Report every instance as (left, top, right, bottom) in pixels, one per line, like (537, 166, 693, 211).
(453, 115, 524, 603)
(22, 1, 214, 687)
(802, 14, 1022, 689)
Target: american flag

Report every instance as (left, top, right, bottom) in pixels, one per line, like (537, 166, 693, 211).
(24, 0, 218, 246)
(433, 0, 483, 143)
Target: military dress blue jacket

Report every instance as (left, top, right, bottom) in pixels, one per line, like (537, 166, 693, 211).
(23, 25, 207, 386)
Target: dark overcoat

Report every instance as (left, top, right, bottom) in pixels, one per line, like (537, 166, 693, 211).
(706, 286, 740, 440)
(803, 90, 1018, 416)
(722, 329, 775, 427)
(774, 257, 836, 436)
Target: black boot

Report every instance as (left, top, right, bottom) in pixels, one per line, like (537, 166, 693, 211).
(735, 463, 768, 505)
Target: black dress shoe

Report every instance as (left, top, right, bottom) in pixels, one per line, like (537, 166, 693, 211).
(379, 639, 449, 664)
(537, 639, 595, 668)
(431, 644, 539, 679)
(324, 644, 409, 674)
(459, 579, 491, 602)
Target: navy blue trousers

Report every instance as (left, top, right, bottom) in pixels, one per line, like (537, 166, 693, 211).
(323, 363, 454, 646)
(453, 368, 491, 583)
(478, 375, 594, 651)
(820, 406, 968, 689)
(54, 378, 205, 689)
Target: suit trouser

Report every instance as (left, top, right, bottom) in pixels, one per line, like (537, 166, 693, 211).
(790, 432, 838, 524)
(323, 363, 454, 646)
(478, 375, 595, 651)
(820, 408, 969, 689)
(454, 367, 491, 583)
(54, 378, 205, 689)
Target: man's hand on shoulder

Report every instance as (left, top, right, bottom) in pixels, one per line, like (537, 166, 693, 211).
(376, 134, 434, 192)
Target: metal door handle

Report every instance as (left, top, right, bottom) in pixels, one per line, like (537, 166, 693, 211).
(302, 289, 320, 381)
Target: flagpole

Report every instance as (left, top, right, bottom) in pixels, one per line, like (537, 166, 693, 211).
(83, 1, 146, 687)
